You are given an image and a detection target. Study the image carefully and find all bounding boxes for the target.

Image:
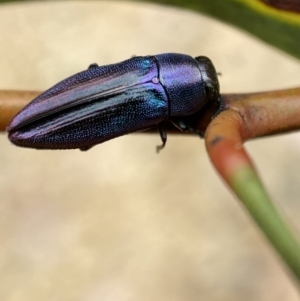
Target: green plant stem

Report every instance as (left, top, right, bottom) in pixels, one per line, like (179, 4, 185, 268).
(231, 166, 300, 281)
(205, 105, 300, 283)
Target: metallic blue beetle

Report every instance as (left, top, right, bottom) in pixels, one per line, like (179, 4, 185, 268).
(7, 53, 221, 151)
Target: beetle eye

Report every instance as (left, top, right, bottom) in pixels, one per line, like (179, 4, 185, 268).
(205, 85, 218, 101)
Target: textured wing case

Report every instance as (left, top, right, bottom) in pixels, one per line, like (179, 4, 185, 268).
(8, 57, 169, 149)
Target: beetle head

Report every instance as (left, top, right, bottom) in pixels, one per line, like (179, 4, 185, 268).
(195, 56, 220, 103)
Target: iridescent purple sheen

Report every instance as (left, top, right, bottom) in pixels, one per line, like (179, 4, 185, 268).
(8, 53, 220, 150)
(155, 53, 206, 116)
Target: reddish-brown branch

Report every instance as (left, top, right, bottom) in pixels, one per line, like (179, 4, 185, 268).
(205, 87, 300, 182)
(1, 88, 300, 138)
(222, 88, 300, 140)
(0, 90, 40, 131)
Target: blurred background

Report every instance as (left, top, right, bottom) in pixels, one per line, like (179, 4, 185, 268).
(1, 1, 300, 300)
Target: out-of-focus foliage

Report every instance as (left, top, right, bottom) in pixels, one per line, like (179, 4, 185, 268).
(0, 0, 299, 59)
(135, 0, 300, 60)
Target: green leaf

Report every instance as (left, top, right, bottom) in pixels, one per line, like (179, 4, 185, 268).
(135, 0, 300, 59)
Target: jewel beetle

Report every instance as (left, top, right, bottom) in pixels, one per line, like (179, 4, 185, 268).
(7, 53, 221, 151)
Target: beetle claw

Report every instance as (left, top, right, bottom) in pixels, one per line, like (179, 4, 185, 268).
(157, 124, 167, 153)
(80, 145, 94, 151)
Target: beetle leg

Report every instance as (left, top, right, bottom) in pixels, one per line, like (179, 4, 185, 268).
(156, 123, 167, 153)
(171, 119, 189, 132)
(88, 63, 99, 69)
(171, 118, 204, 138)
(212, 95, 225, 119)
(80, 145, 95, 151)
(193, 128, 204, 138)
